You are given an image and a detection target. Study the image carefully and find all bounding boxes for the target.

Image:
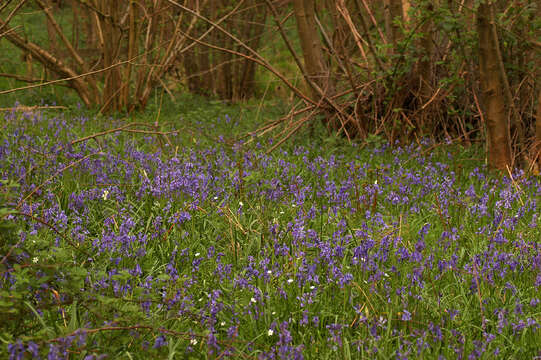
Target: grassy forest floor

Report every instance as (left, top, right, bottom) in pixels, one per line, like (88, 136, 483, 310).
(1, 96, 540, 359)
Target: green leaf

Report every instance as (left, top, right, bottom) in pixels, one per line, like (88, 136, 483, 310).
(157, 274, 170, 281)
(68, 300, 79, 332)
(24, 301, 55, 337)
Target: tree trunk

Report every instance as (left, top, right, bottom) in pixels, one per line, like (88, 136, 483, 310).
(402, 0, 410, 23)
(417, 0, 434, 132)
(388, 0, 403, 48)
(477, 0, 512, 170)
(234, 2, 266, 100)
(534, 0, 541, 175)
(534, 89, 541, 169)
(71, 0, 80, 48)
(123, 0, 138, 111)
(383, 0, 392, 46)
(418, 1, 433, 99)
(180, 0, 264, 101)
(293, 0, 334, 100)
(100, 0, 122, 112)
(45, 0, 58, 52)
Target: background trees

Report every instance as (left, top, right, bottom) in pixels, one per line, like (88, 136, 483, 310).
(0, 0, 539, 171)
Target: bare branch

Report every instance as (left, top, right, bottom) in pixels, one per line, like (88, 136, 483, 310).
(0, 0, 26, 33)
(0, 18, 93, 105)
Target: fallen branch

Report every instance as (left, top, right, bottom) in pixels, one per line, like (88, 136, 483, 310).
(17, 152, 105, 208)
(0, 105, 68, 112)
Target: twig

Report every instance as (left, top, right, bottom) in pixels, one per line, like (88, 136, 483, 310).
(0, 105, 67, 111)
(0, 72, 70, 85)
(0, 57, 130, 97)
(17, 152, 105, 208)
(0, 0, 26, 33)
(6, 212, 92, 258)
(68, 123, 178, 146)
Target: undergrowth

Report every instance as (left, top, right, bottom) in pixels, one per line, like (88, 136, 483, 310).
(0, 102, 540, 359)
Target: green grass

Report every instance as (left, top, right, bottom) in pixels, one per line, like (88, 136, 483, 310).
(1, 99, 539, 359)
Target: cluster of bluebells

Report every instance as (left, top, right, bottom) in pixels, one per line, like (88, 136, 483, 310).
(0, 108, 540, 359)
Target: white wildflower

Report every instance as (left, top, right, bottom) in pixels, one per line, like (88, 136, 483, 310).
(239, 201, 244, 207)
(195, 252, 200, 257)
(190, 338, 198, 346)
(287, 278, 294, 284)
(102, 190, 109, 200)
(267, 329, 274, 336)
(250, 297, 257, 303)
(32, 257, 38, 263)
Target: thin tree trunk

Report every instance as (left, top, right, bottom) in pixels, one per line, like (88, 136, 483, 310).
(45, 0, 58, 52)
(72, 0, 80, 48)
(402, 0, 410, 23)
(293, 0, 334, 100)
(388, 0, 403, 48)
(84, 2, 98, 49)
(417, 1, 433, 132)
(199, 21, 212, 95)
(418, 1, 433, 99)
(101, 0, 122, 112)
(488, 2, 523, 166)
(123, 0, 138, 110)
(534, 89, 541, 169)
(383, 0, 392, 47)
(477, 0, 512, 170)
(235, 1, 266, 100)
(534, 0, 541, 174)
